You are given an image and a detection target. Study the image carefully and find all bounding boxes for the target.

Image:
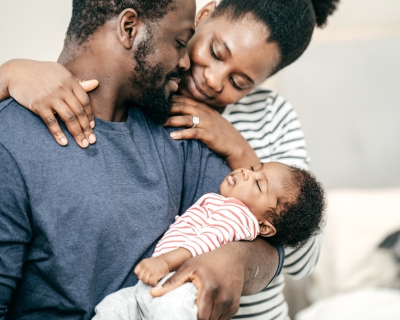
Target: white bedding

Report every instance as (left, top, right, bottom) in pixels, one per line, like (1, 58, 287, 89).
(296, 287, 400, 320)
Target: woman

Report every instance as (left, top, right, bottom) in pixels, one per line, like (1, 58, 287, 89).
(0, 0, 338, 319)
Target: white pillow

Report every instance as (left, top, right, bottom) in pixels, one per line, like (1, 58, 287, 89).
(308, 188, 400, 301)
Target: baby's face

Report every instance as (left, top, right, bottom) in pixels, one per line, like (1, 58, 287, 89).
(219, 162, 291, 220)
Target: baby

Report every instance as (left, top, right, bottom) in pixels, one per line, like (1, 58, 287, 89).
(93, 162, 325, 320)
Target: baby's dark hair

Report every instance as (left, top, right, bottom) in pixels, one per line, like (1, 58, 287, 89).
(213, 0, 340, 76)
(66, 0, 175, 45)
(266, 166, 326, 248)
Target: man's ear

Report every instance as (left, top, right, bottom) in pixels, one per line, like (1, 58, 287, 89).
(259, 220, 276, 238)
(117, 8, 141, 49)
(195, 1, 217, 25)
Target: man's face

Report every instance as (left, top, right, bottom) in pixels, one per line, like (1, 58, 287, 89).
(132, 0, 196, 124)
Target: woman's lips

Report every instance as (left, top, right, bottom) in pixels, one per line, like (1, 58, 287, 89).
(187, 74, 210, 101)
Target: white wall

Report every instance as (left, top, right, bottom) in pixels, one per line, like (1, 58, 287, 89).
(272, 0, 400, 189)
(0, 1, 72, 63)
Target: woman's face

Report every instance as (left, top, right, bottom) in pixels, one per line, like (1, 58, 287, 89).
(178, 4, 281, 108)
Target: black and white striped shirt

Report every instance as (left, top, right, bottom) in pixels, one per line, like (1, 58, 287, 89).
(223, 88, 322, 320)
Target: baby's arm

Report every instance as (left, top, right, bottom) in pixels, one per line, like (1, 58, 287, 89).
(134, 247, 192, 287)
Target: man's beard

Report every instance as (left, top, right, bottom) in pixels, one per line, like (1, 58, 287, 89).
(130, 32, 182, 124)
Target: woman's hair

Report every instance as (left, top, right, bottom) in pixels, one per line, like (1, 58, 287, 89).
(265, 166, 326, 249)
(213, 0, 340, 76)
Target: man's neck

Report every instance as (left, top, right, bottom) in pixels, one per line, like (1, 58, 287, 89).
(57, 44, 135, 122)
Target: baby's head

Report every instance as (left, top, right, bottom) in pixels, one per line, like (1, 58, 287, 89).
(219, 162, 325, 248)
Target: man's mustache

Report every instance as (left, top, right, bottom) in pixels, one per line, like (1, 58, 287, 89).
(166, 69, 184, 81)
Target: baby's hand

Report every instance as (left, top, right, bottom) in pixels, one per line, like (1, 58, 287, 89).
(134, 256, 170, 286)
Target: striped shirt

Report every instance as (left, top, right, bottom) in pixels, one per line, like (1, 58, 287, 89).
(153, 193, 259, 258)
(223, 88, 322, 320)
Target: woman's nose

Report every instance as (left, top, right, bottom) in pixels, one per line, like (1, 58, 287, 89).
(204, 67, 223, 93)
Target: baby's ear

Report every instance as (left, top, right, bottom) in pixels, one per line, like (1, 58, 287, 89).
(259, 220, 276, 238)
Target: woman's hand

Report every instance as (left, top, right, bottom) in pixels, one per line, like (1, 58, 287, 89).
(0, 59, 98, 148)
(164, 95, 259, 169)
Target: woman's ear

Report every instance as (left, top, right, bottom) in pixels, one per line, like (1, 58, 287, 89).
(195, 1, 217, 25)
(117, 8, 141, 49)
(259, 220, 276, 238)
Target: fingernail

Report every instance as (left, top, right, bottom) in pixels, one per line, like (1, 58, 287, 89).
(82, 139, 89, 148)
(88, 134, 96, 144)
(90, 120, 95, 128)
(60, 137, 68, 145)
(170, 132, 177, 138)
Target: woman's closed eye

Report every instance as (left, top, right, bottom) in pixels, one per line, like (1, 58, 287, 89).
(210, 40, 221, 61)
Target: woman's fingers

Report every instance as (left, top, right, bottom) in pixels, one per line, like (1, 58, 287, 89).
(78, 79, 99, 93)
(35, 108, 68, 146)
(54, 100, 92, 148)
(73, 79, 98, 128)
(170, 128, 213, 144)
(164, 114, 198, 128)
(64, 94, 96, 145)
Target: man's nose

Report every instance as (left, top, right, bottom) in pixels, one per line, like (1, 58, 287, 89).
(204, 67, 223, 93)
(178, 48, 190, 71)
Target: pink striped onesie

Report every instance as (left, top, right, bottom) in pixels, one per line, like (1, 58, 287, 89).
(153, 193, 260, 258)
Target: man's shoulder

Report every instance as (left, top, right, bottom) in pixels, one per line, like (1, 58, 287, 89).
(0, 97, 14, 110)
(0, 98, 38, 123)
(0, 98, 52, 146)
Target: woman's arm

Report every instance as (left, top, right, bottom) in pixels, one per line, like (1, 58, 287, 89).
(0, 59, 98, 148)
(164, 95, 260, 170)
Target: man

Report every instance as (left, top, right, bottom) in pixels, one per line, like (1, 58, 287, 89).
(0, 0, 280, 319)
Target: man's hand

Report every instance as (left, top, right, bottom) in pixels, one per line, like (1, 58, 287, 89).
(134, 256, 170, 287)
(150, 239, 278, 320)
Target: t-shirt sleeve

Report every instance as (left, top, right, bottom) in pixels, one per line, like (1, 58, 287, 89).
(178, 140, 230, 215)
(0, 143, 32, 316)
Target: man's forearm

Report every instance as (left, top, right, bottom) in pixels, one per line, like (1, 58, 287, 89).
(216, 238, 279, 295)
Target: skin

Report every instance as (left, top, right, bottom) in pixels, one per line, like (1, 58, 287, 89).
(0, 2, 282, 319)
(135, 162, 291, 290)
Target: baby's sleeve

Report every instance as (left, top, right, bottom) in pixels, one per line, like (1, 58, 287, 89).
(180, 200, 259, 257)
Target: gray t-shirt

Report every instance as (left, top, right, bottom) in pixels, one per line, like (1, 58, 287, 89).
(0, 98, 230, 319)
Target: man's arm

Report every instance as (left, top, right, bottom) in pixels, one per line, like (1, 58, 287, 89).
(152, 238, 279, 319)
(0, 143, 32, 315)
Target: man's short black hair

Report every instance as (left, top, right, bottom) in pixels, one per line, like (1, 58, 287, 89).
(66, 0, 175, 44)
(266, 166, 326, 249)
(213, 0, 340, 76)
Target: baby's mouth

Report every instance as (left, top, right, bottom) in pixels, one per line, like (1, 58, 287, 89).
(227, 175, 236, 186)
